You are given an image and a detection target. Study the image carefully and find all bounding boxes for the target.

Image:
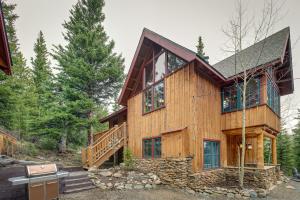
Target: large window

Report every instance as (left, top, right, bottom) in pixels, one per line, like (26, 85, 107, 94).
(267, 78, 280, 115)
(143, 49, 187, 113)
(204, 140, 220, 169)
(143, 137, 161, 159)
(222, 78, 260, 112)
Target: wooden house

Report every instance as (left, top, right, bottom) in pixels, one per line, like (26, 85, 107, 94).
(82, 27, 293, 175)
(0, 1, 15, 156)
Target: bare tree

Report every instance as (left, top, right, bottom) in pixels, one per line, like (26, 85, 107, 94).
(222, 0, 285, 188)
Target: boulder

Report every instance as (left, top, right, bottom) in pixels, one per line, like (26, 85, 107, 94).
(113, 172, 122, 178)
(100, 171, 112, 177)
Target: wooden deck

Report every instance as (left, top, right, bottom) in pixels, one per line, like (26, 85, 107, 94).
(0, 129, 17, 156)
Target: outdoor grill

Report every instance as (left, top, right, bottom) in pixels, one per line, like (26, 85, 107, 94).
(8, 164, 69, 200)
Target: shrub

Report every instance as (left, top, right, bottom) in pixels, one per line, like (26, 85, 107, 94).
(38, 138, 57, 150)
(19, 141, 38, 157)
(123, 147, 134, 170)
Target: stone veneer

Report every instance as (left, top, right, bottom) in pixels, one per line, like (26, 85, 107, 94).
(224, 165, 281, 189)
(134, 157, 281, 190)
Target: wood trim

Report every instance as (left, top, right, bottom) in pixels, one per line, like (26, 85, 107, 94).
(161, 127, 187, 135)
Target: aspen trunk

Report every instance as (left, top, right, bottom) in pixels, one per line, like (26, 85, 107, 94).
(240, 72, 247, 188)
(59, 125, 67, 153)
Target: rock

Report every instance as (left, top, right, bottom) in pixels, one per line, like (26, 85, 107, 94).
(125, 184, 133, 189)
(186, 188, 195, 195)
(154, 180, 161, 185)
(277, 181, 283, 185)
(113, 172, 122, 178)
(116, 184, 124, 190)
(106, 182, 113, 188)
(227, 193, 235, 198)
(142, 180, 148, 184)
(269, 185, 277, 191)
(120, 163, 125, 167)
(249, 190, 257, 198)
(98, 183, 107, 190)
(286, 185, 295, 189)
(88, 166, 98, 172)
(99, 171, 112, 177)
(241, 190, 250, 197)
(150, 174, 158, 180)
(257, 189, 267, 198)
(234, 194, 242, 199)
(145, 184, 152, 189)
(133, 184, 144, 189)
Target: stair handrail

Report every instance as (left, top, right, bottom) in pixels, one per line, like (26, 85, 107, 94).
(93, 127, 117, 145)
(91, 123, 126, 149)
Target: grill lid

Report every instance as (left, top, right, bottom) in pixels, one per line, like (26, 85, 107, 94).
(26, 164, 57, 177)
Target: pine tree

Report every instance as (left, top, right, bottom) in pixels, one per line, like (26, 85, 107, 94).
(293, 109, 300, 171)
(1, 2, 35, 140)
(53, 0, 125, 145)
(196, 36, 206, 57)
(277, 129, 294, 175)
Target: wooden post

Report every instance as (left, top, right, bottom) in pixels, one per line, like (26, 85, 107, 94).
(0, 135, 3, 154)
(123, 122, 127, 148)
(272, 137, 277, 165)
(87, 147, 93, 167)
(257, 132, 264, 169)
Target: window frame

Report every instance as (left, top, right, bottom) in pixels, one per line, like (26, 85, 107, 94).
(203, 139, 221, 170)
(142, 136, 162, 159)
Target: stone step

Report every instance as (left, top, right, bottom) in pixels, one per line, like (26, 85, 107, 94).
(64, 176, 90, 184)
(64, 185, 96, 194)
(65, 181, 94, 190)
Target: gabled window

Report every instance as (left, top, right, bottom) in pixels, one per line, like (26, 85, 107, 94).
(143, 137, 161, 159)
(143, 49, 187, 113)
(204, 140, 220, 169)
(222, 78, 260, 113)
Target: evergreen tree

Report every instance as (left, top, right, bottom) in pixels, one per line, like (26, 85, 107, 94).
(196, 36, 206, 57)
(293, 109, 300, 170)
(277, 129, 294, 175)
(53, 0, 125, 145)
(1, 2, 35, 140)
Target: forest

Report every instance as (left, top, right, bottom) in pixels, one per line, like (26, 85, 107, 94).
(0, 0, 300, 176)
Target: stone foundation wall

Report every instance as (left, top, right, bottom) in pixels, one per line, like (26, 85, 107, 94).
(135, 158, 281, 191)
(224, 166, 281, 189)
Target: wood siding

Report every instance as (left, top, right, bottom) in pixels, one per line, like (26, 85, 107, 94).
(221, 105, 280, 132)
(127, 63, 194, 160)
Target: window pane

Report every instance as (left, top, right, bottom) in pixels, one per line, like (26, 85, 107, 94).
(154, 52, 166, 81)
(144, 88, 152, 113)
(144, 62, 153, 87)
(143, 139, 152, 159)
(167, 52, 186, 73)
(204, 141, 220, 169)
(154, 81, 165, 109)
(222, 85, 237, 112)
(246, 78, 260, 107)
(153, 138, 161, 158)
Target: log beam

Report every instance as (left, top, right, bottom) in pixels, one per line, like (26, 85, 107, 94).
(272, 138, 277, 165)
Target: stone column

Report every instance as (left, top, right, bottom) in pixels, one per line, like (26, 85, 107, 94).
(272, 137, 277, 165)
(257, 133, 264, 169)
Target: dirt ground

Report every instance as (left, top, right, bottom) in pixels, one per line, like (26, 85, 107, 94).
(61, 181, 300, 200)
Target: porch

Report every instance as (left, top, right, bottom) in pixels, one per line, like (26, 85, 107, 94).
(224, 126, 277, 169)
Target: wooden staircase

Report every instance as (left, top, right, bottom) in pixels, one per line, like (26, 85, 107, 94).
(82, 122, 127, 169)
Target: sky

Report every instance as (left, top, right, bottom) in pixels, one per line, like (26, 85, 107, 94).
(9, 0, 300, 132)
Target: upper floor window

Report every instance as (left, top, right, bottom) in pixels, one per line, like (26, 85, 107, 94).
(143, 49, 187, 113)
(222, 78, 260, 112)
(267, 78, 280, 115)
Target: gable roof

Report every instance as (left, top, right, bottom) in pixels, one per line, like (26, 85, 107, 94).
(118, 27, 292, 106)
(212, 27, 290, 78)
(118, 28, 226, 105)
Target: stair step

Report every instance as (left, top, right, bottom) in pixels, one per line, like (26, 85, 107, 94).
(64, 177, 90, 184)
(64, 185, 96, 194)
(65, 181, 94, 190)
